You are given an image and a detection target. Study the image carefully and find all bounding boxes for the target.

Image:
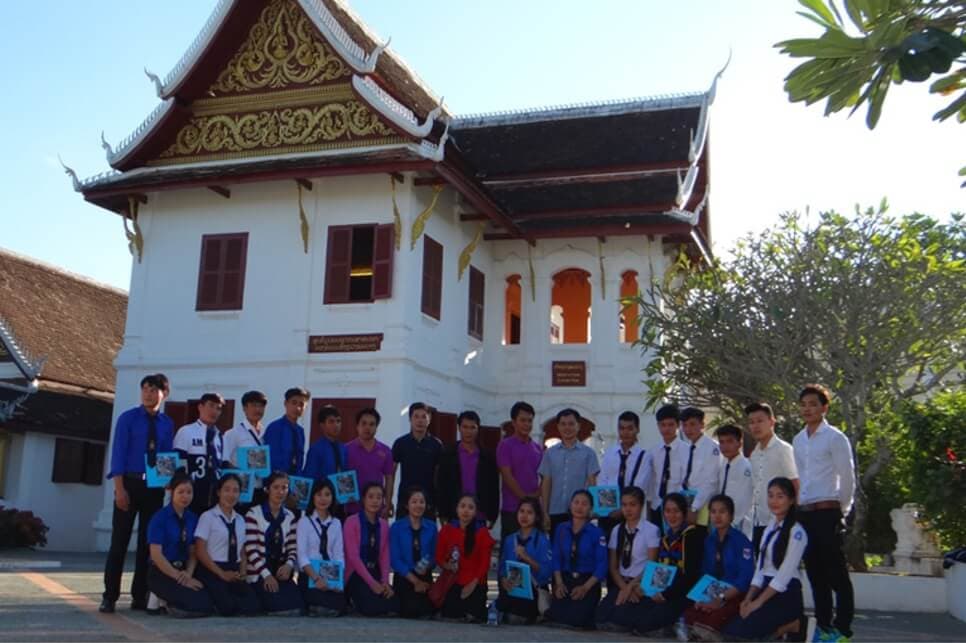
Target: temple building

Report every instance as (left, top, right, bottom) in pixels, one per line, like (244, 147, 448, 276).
(67, 0, 716, 549)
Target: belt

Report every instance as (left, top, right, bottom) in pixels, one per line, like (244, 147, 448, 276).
(123, 473, 146, 481)
(798, 500, 840, 512)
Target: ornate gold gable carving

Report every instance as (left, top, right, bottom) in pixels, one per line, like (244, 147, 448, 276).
(211, 0, 351, 94)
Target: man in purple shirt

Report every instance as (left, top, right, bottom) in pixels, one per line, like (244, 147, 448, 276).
(436, 410, 499, 525)
(496, 401, 543, 542)
(345, 407, 394, 517)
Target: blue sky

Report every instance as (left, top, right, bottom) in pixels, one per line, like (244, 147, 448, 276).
(1, 0, 962, 290)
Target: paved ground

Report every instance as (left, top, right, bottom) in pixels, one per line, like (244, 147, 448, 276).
(2, 550, 965, 642)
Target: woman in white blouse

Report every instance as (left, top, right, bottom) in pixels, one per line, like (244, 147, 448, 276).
(722, 476, 807, 640)
(297, 479, 346, 616)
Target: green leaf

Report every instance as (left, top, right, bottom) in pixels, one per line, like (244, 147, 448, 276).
(933, 91, 966, 122)
(798, 0, 842, 28)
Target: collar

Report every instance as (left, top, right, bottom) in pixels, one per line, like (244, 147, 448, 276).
(725, 453, 744, 465)
(755, 434, 777, 452)
(214, 505, 237, 522)
(315, 514, 334, 527)
(614, 443, 639, 456)
(241, 419, 262, 434)
(512, 433, 533, 445)
(458, 441, 478, 454)
(557, 440, 580, 450)
(810, 419, 831, 436)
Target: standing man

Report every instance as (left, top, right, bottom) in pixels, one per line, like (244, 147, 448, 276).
(436, 410, 499, 525)
(100, 373, 174, 613)
(496, 401, 543, 542)
(679, 406, 722, 540)
(596, 411, 651, 535)
(222, 390, 267, 467)
(793, 384, 855, 643)
(345, 407, 394, 517)
(745, 402, 798, 553)
(303, 405, 349, 482)
(646, 404, 686, 530)
(391, 402, 443, 519)
(263, 387, 310, 475)
(173, 392, 228, 516)
(539, 408, 599, 536)
(713, 424, 753, 532)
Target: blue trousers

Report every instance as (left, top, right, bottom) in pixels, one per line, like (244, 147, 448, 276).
(595, 586, 640, 631)
(147, 565, 213, 615)
(546, 573, 602, 629)
(722, 578, 803, 640)
(252, 576, 303, 614)
(196, 563, 259, 616)
(346, 573, 399, 617)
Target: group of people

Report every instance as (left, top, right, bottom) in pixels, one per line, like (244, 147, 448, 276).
(101, 373, 856, 642)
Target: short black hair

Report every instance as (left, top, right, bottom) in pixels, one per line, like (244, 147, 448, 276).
(744, 401, 774, 418)
(356, 407, 381, 426)
(680, 406, 705, 422)
(198, 392, 225, 406)
(714, 424, 743, 441)
(307, 478, 337, 517)
(241, 390, 268, 406)
(457, 410, 480, 427)
(556, 408, 580, 423)
(799, 384, 831, 406)
(284, 387, 310, 401)
(655, 404, 680, 422)
(168, 470, 193, 492)
(318, 405, 341, 424)
(510, 401, 535, 419)
(140, 373, 169, 393)
(709, 493, 735, 517)
(408, 402, 431, 419)
(618, 411, 640, 429)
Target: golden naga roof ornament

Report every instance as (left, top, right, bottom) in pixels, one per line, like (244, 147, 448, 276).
(410, 184, 444, 250)
(100, 131, 113, 163)
(124, 196, 145, 263)
(144, 68, 164, 98)
(57, 156, 82, 192)
(458, 223, 485, 281)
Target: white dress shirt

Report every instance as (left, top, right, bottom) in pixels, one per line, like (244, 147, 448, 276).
(647, 438, 688, 511)
(792, 420, 855, 513)
(195, 505, 246, 564)
(173, 420, 224, 480)
(223, 419, 264, 467)
(608, 519, 661, 578)
(598, 443, 652, 494)
(296, 513, 344, 571)
(680, 434, 722, 513)
(750, 435, 799, 527)
(752, 516, 808, 592)
(717, 453, 753, 530)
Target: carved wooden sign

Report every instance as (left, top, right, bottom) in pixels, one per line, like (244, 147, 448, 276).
(551, 361, 586, 387)
(308, 333, 384, 353)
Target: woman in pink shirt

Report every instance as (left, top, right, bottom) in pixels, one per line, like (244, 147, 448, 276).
(343, 482, 399, 616)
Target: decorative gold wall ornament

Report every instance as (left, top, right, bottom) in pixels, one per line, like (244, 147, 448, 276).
(124, 196, 145, 263)
(527, 243, 537, 303)
(297, 183, 309, 253)
(409, 184, 444, 250)
(157, 101, 396, 160)
(210, 0, 350, 94)
(598, 237, 606, 300)
(390, 175, 401, 251)
(458, 223, 485, 281)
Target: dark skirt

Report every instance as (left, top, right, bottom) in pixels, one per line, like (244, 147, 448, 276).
(595, 585, 641, 631)
(251, 574, 303, 614)
(196, 562, 260, 616)
(346, 573, 400, 617)
(298, 574, 347, 615)
(545, 572, 601, 629)
(496, 586, 540, 622)
(441, 582, 488, 622)
(683, 592, 744, 632)
(147, 565, 213, 616)
(722, 579, 803, 640)
(630, 594, 691, 634)
(393, 573, 435, 619)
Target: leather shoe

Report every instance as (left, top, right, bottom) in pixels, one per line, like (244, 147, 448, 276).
(98, 599, 115, 613)
(130, 600, 148, 611)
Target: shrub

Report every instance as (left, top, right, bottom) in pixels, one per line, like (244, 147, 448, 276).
(0, 506, 49, 549)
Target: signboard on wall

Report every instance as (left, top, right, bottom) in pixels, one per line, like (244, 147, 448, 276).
(308, 333, 384, 353)
(551, 361, 586, 387)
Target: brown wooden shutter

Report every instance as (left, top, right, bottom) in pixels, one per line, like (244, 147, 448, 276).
(196, 233, 248, 311)
(479, 425, 501, 455)
(428, 411, 458, 447)
(421, 236, 443, 320)
(164, 401, 189, 433)
(468, 266, 485, 340)
(221, 235, 248, 309)
(310, 398, 377, 444)
(372, 224, 394, 300)
(324, 226, 353, 304)
(197, 238, 221, 309)
(216, 400, 235, 433)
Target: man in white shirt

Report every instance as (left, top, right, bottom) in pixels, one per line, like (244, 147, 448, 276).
(597, 411, 652, 535)
(222, 390, 268, 510)
(679, 407, 722, 539)
(173, 392, 227, 515)
(793, 384, 855, 642)
(713, 424, 753, 532)
(646, 404, 686, 530)
(746, 402, 799, 553)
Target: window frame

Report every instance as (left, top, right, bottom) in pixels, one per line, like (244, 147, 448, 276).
(195, 232, 249, 311)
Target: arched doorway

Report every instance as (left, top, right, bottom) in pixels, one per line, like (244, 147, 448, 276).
(550, 268, 591, 344)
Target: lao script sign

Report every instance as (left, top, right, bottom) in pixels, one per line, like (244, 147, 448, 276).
(308, 333, 384, 353)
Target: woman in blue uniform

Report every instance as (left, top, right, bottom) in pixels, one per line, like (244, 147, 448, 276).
(545, 490, 608, 629)
(146, 471, 213, 617)
(595, 486, 660, 632)
(297, 478, 347, 616)
(194, 473, 260, 616)
(630, 492, 704, 635)
(244, 471, 304, 615)
(390, 486, 438, 619)
(344, 483, 399, 616)
(496, 497, 552, 624)
(683, 493, 755, 638)
(723, 477, 807, 640)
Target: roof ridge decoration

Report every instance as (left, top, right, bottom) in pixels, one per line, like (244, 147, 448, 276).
(297, 0, 388, 73)
(351, 75, 442, 138)
(160, 0, 238, 95)
(0, 314, 45, 388)
(675, 53, 729, 210)
(105, 99, 176, 167)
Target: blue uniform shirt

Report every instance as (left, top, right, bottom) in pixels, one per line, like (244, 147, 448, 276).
(499, 529, 553, 586)
(263, 416, 306, 474)
(108, 406, 174, 478)
(551, 521, 608, 580)
(147, 504, 198, 564)
(701, 526, 755, 592)
(302, 436, 349, 481)
(389, 517, 439, 575)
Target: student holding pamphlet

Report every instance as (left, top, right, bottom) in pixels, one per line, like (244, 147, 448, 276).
(390, 486, 439, 619)
(244, 472, 303, 615)
(496, 497, 552, 624)
(297, 479, 346, 616)
(344, 483, 399, 616)
(435, 495, 495, 623)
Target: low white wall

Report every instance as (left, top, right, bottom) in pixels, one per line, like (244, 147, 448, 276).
(801, 571, 947, 613)
(948, 563, 966, 622)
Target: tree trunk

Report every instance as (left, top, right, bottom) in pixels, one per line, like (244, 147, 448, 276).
(846, 481, 869, 572)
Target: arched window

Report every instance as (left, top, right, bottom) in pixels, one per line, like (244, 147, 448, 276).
(550, 268, 591, 344)
(619, 270, 639, 343)
(504, 275, 522, 345)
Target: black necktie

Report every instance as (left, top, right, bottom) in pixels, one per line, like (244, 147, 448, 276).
(329, 439, 343, 472)
(714, 533, 727, 579)
(621, 526, 637, 569)
(683, 443, 696, 489)
(146, 413, 158, 467)
(289, 424, 299, 474)
(659, 446, 672, 499)
(205, 426, 219, 476)
(618, 451, 630, 491)
(569, 528, 582, 571)
(220, 515, 237, 564)
(721, 462, 731, 494)
(759, 525, 779, 570)
(175, 511, 188, 563)
(365, 518, 380, 577)
(411, 526, 422, 568)
(316, 518, 330, 561)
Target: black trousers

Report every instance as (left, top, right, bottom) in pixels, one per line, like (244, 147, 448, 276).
(648, 507, 664, 534)
(195, 563, 260, 616)
(102, 475, 164, 604)
(546, 572, 601, 629)
(346, 573, 399, 616)
(752, 525, 767, 558)
(252, 576, 303, 614)
(496, 586, 540, 621)
(630, 593, 690, 633)
(147, 565, 213, 615)
(500, 510, 521, 544)
(441, 582, 488, 622)
(189, 478, 216, 517)
(393, 573, 435, 619)
(798, 508, 854, 636)
(298, 574, 347, 615)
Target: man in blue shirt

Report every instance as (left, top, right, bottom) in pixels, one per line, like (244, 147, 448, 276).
(100, 373, 174, 613)
(303, 405, 350, 522)
(263, 387, 309, 475)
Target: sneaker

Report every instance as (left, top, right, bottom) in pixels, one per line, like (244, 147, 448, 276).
(832, 633, 851, 643)
(812, 627, 840, 642)
(98, 599, 115, 614)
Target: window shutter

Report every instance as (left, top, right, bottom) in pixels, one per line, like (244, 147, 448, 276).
(468, 266, 485, 340)
(427, 411, 458, 447)
(372, 224, 394, 300)
(216, 400, 235, 433)
(221, 235, 248, 309)
(164, 401, 189, 432)
(83, 443, 106, 485)
(421, 236, 443, 320)
(197, 237, 221, 309)
(196, 233, 248, 311)
(324, 226, 353, 304)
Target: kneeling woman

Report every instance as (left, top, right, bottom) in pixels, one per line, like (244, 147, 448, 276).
(194, 473, 260, 616)
(244, 471, 304, 615)
(629, 492, 704, 635)
(344, 483, 399, 616)
(595, 486, 660, 632)
(683, 494, 755, 637)
(436, 494, 495, 622)
(297, 479, 347, 616)
(390, 486, 438, 619)
(147, 471, 213, 617)
(545, 490, 607, 629)
(723, 477, 807, 641)
(496, 497, 552, 624)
